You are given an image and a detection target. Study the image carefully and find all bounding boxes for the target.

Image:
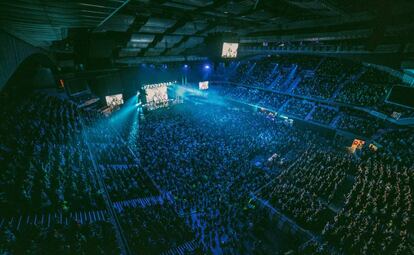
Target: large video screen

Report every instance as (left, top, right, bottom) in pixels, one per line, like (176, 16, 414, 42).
(199, 81, 209, 90)
(105, 94, 124, 107)
(145, 85, 168, 104)
(222, 42, 239, 58)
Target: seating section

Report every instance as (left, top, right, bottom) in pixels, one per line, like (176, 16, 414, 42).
(0, 220, 119, 254)
(102, 165, 159, 201)
(294, 76, 338, 99)
(225, 56, 413, 119)
(281, 99, 314, 118)
(0, 94, 104, 214)
(336, 114, 381, 137)
(212, 84, 384, 138)
(322, 157, 413, 255)
(0, 91, 197, 254)
(310, 106, 338, 125)
(131, 103, 315, 254)
(335, 81, 390, 106)
(217, 86, 289, 110)
(259, 148, 355, 233)
(1, 54, 413, 255)
(244, 58, 276, 88)
(119, 205, 196, 255)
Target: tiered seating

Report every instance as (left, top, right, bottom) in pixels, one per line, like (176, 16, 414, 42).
(281, 99, 314, 118)
(0, 93, 104, 214)
(269, 64, 297, 92)
(316, 58, 360, 77)
(258, 148, 356, 232)
(119, 205, 196, 255)
(215, 86, 289, 110)
(322, 157, 412, 255)
(230, 62, 251, 83)
(359, 67, 398, 84)
(310, 106, 338, 125)
(260, 181, 332, 232)
(1, 55, 412, 255)
(376, 102, 414, 118)
(212, 83, 387, 138)
(131, 103, 313, 254)
(0, 92, 120, 254)
(294, 76, 338, 99)
(277, 149, 356, 204)
(336, 114, 381, 137)
(227, 56, 406, 112)
(335, 81, 390, 106)
(94, 143, 136, 165)
(0, 220, 119, 254)
(244, 58, 276, 88)
(375, 129, 414, 165)
(102, 165, 158, 201)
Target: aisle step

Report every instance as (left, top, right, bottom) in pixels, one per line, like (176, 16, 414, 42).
(0, 210, 108, 229)
(112, 194, 168, 211)
(161, 240, 199, 255)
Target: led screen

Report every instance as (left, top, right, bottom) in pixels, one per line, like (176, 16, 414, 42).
(145, 85, 168, 104)
(222, 42, 238, 58)
(105, 94, 124, 107)
(199, 81, 209, 90)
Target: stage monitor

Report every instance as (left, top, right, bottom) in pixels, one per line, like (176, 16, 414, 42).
(106, 94, 124, 107)
(221, 42, 239, 58)
(199, 81, 209, 90)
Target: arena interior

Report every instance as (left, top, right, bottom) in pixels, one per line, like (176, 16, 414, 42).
(1, 0, 414, 254)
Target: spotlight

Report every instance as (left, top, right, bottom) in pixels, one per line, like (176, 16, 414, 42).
(204, 64, 210, 70)
(184, 64, 188, 68)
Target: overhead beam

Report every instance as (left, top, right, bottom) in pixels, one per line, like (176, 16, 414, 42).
(94, 0, 131, 32)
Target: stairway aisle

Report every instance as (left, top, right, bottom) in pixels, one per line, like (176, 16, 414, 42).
(80, 116, 132, 255)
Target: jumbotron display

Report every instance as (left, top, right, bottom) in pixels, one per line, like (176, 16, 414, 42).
(199, 81, 209, 90)
(105, 94, 124, 107)
(221, 42, 239, 58)
(143, 81, 175, 110)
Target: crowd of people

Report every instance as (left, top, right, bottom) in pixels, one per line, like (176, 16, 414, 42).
(335, 114, 382, 137)
(0, 91, 200, 254)
(211, 84, 384, 137)
(294, 76, 339, 99)
(309, 106, 338, 125)
(322, 154, 413, 254)
(128, 98, 412, 254)
(119, 204, 198, 254)
(127, 102, 321, 254)
(0, 93, 105, 214)
(280, 99, 314, 118)
(1, 53, 413, 255)
(258, 147, 354, 234)
(226, 56, 413, 119)
(335, 81, 389, 106)
(101, 165, 158, 201)
(0, 220, 119, 254)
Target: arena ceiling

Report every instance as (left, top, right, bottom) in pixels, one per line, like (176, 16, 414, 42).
(1, 0, 413, 64)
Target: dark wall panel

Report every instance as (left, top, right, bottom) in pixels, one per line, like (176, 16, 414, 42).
(0, 30, 43, 91)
